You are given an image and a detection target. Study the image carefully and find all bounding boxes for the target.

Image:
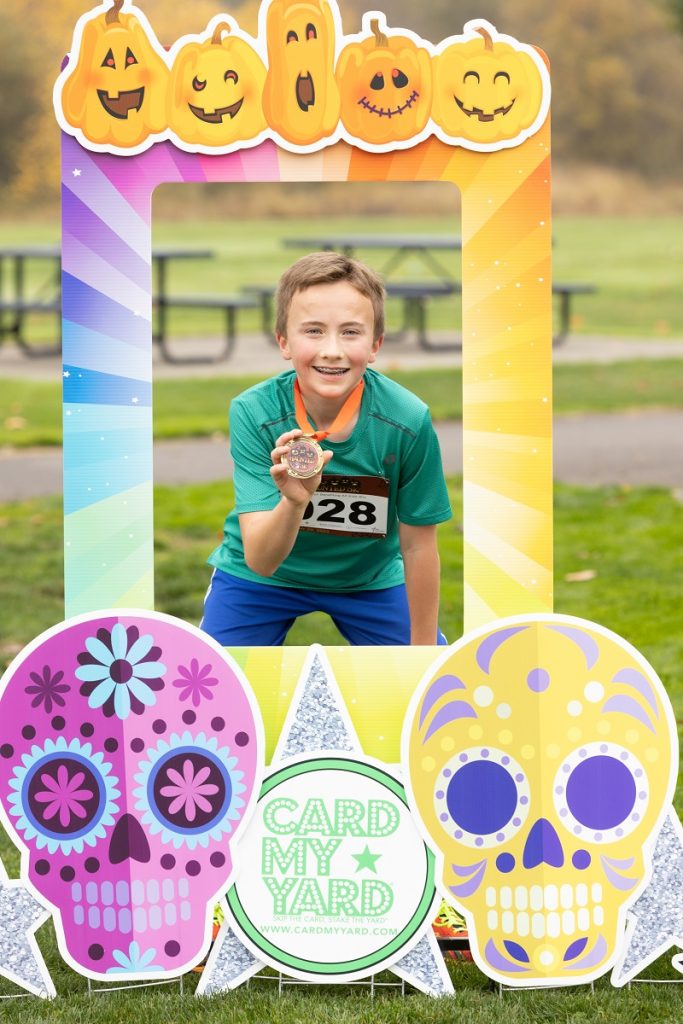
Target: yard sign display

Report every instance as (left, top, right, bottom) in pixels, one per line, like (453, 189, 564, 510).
(0, 0, 679, 999)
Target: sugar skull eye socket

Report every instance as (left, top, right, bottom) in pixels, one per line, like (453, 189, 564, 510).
(554, 742, 649, 844)
(6, 740, 120, 855)
(150, 749, 229, 833)
(134, 733, 246, 850)
(434, 747, 530, 850)
(370, 72, 385, 91)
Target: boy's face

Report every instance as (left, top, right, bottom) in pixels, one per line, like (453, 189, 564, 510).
(276, 281, 382, 404)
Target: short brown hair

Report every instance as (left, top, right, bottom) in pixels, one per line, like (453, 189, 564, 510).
(275, 252, 385, 340)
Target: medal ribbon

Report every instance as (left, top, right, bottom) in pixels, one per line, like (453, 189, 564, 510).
(293, 379, 364, 441)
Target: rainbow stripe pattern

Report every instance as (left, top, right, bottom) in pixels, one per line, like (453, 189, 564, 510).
(61, 122, 552, 629)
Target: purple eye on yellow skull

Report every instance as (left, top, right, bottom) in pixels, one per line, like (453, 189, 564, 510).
(435, 747, 530, 849)
(554, 742, 649, 844)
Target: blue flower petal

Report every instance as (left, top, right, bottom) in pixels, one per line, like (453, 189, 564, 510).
(131, 661, 167, 680)
(114, 683, 131, 720)
(126, 633, 155, 666)
(88, 678, 117, 708)
(84, 635, 115, 666)
(76, 664, 111, 683)
(111, 623, 129, 660)
(127, 676, 157, 707)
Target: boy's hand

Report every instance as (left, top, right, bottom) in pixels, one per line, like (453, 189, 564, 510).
(270, 429, 333, 506)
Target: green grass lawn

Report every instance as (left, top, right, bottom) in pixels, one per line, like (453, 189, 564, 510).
(0, 214, 682, 343)
(2, 359, 683, 447)
(1, 477, 682, 1015)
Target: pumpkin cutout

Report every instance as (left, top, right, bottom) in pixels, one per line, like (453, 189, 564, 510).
(168, 20, 267, 148)
(59, 0, 169, 150)
(432, 22, 546, 147)
(262, 0, 340, 147)
(336, 18, 432, 147)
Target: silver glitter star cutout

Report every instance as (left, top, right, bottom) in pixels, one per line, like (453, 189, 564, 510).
(200, 646, 453, 997)
(0, 855, 55, 998)
(611, 809, 683, 986)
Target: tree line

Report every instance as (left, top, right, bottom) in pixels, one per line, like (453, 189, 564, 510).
(2, 0, 682, 207)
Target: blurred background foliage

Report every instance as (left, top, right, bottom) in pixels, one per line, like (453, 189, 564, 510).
(2, 0, 683, 215)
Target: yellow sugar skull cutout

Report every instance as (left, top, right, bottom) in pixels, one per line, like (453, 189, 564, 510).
(403, 615, 678, 986)
(57, 0, 169, 151)
(262, 0, 340, 147)
(168, 19, 267, 149)
(336, 16, 432, 147)
(432, 20, 549, 150)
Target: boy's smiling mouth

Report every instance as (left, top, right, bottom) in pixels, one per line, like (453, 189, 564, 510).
(313, 366, 349, 376)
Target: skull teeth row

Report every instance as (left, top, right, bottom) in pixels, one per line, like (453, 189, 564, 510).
(71, 878, 193, 935)
(485, 882, 602, 911)
(487, 906, 603, 939)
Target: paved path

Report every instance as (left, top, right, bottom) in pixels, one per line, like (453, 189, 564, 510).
(2, 410, 682, 501)
(2, 333, 683, 380)
(1, 333, 682, 500)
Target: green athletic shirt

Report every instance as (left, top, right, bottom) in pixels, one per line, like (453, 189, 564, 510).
(208, 368, 452, 591)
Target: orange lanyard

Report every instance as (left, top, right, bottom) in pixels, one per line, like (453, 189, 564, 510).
(293, 379, 364, 441)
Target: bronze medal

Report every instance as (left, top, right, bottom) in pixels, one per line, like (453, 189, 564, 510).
(283, 435, 325, 479)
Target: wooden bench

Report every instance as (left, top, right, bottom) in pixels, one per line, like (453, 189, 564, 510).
(552, 282, 596, 346)
(0, 299, 61, 357)
(154, 294, 260, 363)
(241, 280, 595, 351)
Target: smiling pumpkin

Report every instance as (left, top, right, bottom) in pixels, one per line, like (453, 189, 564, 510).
(59, 0, 169, 149)
(168, 21, 266, 147)
(433, 25, 545, 146)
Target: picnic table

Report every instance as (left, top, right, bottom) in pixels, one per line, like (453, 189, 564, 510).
(0, 246, 258, 364)
(281, 234, 595, 348)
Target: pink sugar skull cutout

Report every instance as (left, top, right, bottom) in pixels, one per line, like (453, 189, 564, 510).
(0, 610, 263, 980)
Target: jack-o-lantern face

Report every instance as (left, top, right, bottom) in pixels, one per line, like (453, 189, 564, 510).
(336, 19, 432, 146)
(262, 0, 340, 147)
(433, 24, 546, 147)
(168, 22, 267, 147)
(59, 0, 169, 149)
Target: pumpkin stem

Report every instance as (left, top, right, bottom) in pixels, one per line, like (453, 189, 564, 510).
(475, 26, 494, 51)
(211, 21, 232, 45)
(369, 18, 388, 49)
(105, 0, 124, 25)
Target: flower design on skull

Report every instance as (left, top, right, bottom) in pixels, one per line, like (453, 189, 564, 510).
(172, 658, 219, 706)
(6, 736, 120, 855)
(159, 758, 220, 822)
(107, 942, 163, 975)
(133, 731, 246, 850)
(34, 763, 95, 829)
(25, 665, 70, 713)
(75, 623, 166, 720)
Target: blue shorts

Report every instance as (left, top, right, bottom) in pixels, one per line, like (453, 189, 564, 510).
(200, 568, 448, 647)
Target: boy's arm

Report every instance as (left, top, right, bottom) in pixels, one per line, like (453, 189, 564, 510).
(239, 429, 332, 577)
(399, 522, 441, 645)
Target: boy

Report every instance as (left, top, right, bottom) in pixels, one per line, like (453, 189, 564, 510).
(200, 252, 452, 646)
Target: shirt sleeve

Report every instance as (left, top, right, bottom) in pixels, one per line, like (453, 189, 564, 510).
(229, 397, 281, 513)
(396, 407, 453, 526)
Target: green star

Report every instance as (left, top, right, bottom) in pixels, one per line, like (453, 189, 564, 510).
(352, 845, 382, 873)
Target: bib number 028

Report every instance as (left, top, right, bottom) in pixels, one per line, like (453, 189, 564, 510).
(300, 487, 389, 538)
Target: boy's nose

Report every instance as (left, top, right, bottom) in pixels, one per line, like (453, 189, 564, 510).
(318, 333, 344, 357)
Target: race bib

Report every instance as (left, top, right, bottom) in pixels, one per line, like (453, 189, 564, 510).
(300, 475, 389, 538)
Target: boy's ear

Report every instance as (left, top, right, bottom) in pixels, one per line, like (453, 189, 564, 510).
(368, 334, 384, 362)
(276, 332, 292, 360)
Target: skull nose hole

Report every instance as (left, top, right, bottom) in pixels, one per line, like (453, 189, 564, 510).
(522, 818, 564, 869)
(110, 813, 151, 864)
